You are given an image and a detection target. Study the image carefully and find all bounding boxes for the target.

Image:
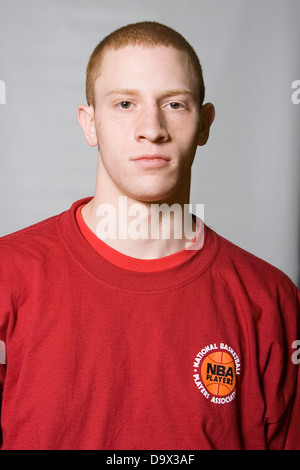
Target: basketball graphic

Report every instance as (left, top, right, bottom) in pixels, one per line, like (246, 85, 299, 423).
(200, 351, 236, 397)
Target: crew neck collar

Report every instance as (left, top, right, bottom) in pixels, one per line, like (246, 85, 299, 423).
(59, 197, 219, 292)
(75, 203, 204, 272)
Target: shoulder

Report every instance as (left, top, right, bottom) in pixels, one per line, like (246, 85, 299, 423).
(0, 214, 61, 258)
(0, 213, 67, 288)
(208, 226, 299, 300)
(0, 197, 91, 265)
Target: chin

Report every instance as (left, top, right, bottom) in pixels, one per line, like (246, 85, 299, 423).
(131, 193, 178, 206)
(126, 179, 179, 204)
(126, 187, 171, 203)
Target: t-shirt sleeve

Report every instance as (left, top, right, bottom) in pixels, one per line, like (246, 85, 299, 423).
(284, 285, 300, 449)
(0, 329, 7, 446)
(0, 244, 9, 444)
(264, 281, 300, 449)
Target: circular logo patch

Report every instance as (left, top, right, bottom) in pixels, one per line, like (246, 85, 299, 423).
(193, 343, 241, 405)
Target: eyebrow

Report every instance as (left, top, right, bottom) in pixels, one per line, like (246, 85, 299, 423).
(105, 88, 195, 99)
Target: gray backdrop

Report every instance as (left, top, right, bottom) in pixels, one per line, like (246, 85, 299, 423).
(0, 0, 299, 286)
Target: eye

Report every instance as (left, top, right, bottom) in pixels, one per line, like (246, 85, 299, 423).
(166, 102, 185, 110)
(117, 101, 133, 109)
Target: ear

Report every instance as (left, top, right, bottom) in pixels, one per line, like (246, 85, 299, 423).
(77, 104, 98, 147)
(197, 103, 215, 146)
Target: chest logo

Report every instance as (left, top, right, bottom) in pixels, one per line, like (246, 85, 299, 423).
(193, 343, 241, 404)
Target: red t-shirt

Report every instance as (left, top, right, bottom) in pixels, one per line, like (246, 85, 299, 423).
(0, 197, 299, 450)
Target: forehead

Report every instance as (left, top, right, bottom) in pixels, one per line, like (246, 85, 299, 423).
(94, 45, 197, 95)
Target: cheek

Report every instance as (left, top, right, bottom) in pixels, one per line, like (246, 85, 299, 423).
(170, 113, 200, 138)
(95, 119, 116, 153)
(175, 125, 200, 154)
(96, 124, 128, 175)
(96, 114, 133, 147)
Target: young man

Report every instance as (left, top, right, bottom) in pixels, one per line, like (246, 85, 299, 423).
(0, 21, 299, 450)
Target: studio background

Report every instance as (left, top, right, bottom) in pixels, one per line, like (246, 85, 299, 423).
(0, 0, 299, 287)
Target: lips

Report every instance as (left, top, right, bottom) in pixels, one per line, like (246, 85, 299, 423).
(132, 155, 171, 168)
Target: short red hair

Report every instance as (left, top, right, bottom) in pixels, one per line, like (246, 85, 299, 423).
(86, 21, 205, 108)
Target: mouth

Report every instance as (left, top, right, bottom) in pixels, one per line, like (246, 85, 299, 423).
(131, 154, 171, 168)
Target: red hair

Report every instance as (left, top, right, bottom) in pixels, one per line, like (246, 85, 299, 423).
(86, 21, 205, 108)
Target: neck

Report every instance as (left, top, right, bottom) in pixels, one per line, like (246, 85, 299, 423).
(81, 151, 197, 259)
(82, 188, 197, 260)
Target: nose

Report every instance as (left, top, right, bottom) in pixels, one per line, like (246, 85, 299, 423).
(134, 105, 169, 143)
